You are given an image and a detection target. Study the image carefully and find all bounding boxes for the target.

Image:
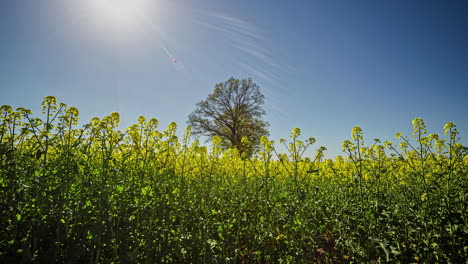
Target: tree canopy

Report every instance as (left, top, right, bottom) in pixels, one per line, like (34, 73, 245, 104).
(188, 77, 269, 156)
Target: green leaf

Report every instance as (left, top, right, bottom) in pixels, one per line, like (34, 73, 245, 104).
(377, 240, 390, 262)
(390, 246, 401, 256)
(116, 185, 124, 193)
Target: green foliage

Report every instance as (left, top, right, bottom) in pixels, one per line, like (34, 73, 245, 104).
(0, 97, 467, 263)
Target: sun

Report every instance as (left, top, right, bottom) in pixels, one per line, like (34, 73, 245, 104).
(84, 0, 152, 32)
(93, 0, 144, 23)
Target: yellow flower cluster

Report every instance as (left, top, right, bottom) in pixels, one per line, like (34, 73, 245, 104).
(0, 97, 466, 190)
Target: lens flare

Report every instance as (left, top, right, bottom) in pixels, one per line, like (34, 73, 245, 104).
(83, 0, 151, 34)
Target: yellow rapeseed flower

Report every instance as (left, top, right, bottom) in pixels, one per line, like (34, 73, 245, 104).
(412, 117, 426, 137)
(351, 126, 363, 143)
(443, 122, 456, 135)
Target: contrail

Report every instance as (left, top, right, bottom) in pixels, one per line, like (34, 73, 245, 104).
(135, 11, 184, 69)
(161, 46, 172, 58)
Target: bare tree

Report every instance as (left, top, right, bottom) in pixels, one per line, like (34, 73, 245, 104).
(188, 77, 269, 156)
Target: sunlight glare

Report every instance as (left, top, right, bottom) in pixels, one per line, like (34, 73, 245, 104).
(86, 0, 151, 32)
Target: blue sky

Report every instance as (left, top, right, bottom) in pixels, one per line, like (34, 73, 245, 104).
(1, 0, 467, 158)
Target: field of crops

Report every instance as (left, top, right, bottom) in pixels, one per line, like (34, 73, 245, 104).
(1, 96, 467, 263)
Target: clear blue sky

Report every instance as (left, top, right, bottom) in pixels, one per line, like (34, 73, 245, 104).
(1, 0, 467, 158)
